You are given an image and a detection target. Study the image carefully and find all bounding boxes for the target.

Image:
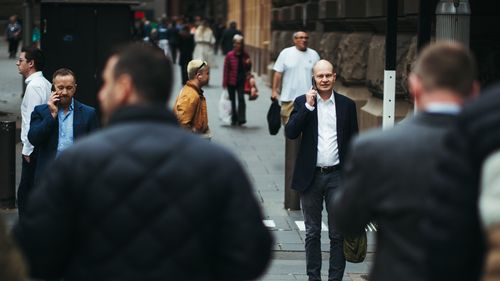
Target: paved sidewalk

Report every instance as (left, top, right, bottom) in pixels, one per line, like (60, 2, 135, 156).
(0, 39, 373, 281)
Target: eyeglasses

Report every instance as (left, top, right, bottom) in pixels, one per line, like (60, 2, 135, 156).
(295, 36, 309, 40)
(17, 58, 28, 63)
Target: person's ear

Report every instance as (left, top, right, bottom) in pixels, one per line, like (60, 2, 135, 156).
(114, 74, 134, 104)
(471, 80, 481, 99)
(408, 74, 422, 101)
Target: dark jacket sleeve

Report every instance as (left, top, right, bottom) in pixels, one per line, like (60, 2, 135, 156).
(13, 153, 77, 278)
(349, 100, 359, 140)
(285, 96, 312, 140)
(28, 105, 57, 147)
(213, 156, 272, 280)
(87, 108, 99, 132)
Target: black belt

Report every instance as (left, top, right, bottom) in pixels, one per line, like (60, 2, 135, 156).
(315, 165, 340, 173)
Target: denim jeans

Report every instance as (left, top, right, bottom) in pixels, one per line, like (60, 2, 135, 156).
(301, 170, 345, 281)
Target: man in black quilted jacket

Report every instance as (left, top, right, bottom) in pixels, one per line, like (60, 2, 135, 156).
(14, 43, 272, 281)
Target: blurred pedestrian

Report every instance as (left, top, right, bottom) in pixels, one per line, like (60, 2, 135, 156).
(193, 20, 215, 67)
(220, 21, 241, 55)
(32, 24, 41, 48)
(167, 19, 179, 63)
(157, 17, 171, 58)
(285, 59, 359, 281)
(478, 104, 500, 281)
(173, 59, 211, 138)
(16, 46, 51, 218)
(28, 68, 99, 187)
(5, 15, 22, 59)
(423, 82, 500, 281)
(332, 41, 479, 281)
(177, 25, 195, 85)
(222, 34, 251, 126)
(14, 43, 272, 281)
(212, 17, 225, 55)
(272, 31, 320, 123)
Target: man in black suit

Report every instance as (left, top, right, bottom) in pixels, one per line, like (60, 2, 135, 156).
(331, 41, 479, 281)
(285, 59, 359, 281)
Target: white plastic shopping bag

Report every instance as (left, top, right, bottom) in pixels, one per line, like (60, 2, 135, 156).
(218, 89, 232, 125)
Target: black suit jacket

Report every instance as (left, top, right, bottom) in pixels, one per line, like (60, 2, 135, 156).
(285, 91, 358, 192)
(28, 99, 99, 184)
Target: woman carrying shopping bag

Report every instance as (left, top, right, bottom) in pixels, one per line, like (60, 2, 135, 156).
(222, 34, 252, 126)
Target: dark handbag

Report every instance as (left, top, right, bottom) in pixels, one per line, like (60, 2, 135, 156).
(267, 99, 281, 135)
(343, 232, 367, 263)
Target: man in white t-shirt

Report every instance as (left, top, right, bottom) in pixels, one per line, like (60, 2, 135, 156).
(272, 31, 320, 210)
(272, 31, 320, 124)
(16, 46, 51, 218)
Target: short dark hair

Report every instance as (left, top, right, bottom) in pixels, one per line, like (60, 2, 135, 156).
(21, 46, 45, 71)
(113, 43, 173, 104)
(52, 68, 76, 84)
(412, 41, 477, 98)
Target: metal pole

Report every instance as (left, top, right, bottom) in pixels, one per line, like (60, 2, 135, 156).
(0, 121, 16, 209)
(23, 0, 34, 47)
(284, 137, 301, 210)
(383, 0, 397, 130)
(417, 0, 433, 52)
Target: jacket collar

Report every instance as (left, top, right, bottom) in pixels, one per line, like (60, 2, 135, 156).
(186, 81, 204, 95)
(108, 105, 178, 126)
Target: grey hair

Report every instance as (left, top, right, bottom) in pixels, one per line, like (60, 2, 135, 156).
(233, 34, 244, 42)
(293, 31, 307, 39)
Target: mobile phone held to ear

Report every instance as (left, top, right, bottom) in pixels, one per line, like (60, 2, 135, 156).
(311, 75, 318, 91)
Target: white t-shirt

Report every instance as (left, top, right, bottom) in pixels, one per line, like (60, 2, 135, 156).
(273, 46, 320, 102)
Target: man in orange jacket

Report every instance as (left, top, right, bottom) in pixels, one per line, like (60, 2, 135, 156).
(173, 59, 211, 138)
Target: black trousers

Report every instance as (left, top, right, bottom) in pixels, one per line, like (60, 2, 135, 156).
(227, 84, 246, 125)
(8, 38, 20, 58)
(17, 154, 37, 219)
(180, 62, 189, 86)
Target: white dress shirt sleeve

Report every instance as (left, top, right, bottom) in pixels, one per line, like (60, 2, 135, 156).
(21, 83, 48, 156)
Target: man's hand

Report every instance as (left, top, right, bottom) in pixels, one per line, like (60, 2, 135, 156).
(23, 155, 30, 163)
(47, 91, 60, 119)
(272, 72, 282, 101)
(305, 89, 317, 107)
(271, 90, 280, 101)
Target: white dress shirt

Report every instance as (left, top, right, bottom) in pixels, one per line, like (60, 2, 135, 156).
(20, 71, 51, 156)
(305, 92, 339, 167)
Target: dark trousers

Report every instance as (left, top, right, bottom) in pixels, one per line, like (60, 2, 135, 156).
(227, 84, 246, 125)
(8, 38, 20, 58)
(17, 154, 37, 219)
(170, 44, 177, 63)
(301, 170, 345, 281)
(180, 62, 189, 85)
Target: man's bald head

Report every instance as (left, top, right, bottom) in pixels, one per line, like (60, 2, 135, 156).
(312, 60, 335, 75)
(312, 59, 337, 95)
